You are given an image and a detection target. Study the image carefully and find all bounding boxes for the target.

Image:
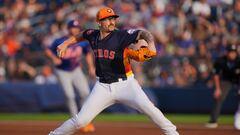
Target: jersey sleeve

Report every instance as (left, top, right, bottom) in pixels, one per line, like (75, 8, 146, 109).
(79, 41, 91, 54)
(82, 29, 96, 41)
(119, 29, 140, 49)
(49, 39, 59, 55)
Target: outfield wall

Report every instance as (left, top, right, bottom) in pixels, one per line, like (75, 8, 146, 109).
(0, 82, 238, 114)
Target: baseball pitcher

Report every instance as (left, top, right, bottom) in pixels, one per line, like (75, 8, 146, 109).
(49, 7, 179, 135)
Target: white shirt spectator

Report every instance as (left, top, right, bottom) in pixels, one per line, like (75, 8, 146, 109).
(192, 0, 211, 17)
(34, 74, 57, 85)
(221, 0, 233, 5)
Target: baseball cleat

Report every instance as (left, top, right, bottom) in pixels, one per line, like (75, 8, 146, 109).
(80, 123, 95, 133)
(205, 122, 218, 128)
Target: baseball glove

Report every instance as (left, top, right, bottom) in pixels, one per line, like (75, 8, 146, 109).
(127, 46, 157, 62)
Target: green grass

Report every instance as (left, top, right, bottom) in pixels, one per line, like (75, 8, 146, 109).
(165, 114, 233, 124)
(0, 113, 233, 124)
(0, 113, 70, 121)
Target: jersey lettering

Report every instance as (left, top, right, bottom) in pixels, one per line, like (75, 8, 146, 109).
(104, 50, 109, 58)
(98, 49, 103, 58)
(127, 29, 137, 34)
(62, 46, 82, 59)
(86, 29, 94, 35)
(93, 49, 115, 60)
(109, 51, 115, 60)
(93, 50, 98, 57)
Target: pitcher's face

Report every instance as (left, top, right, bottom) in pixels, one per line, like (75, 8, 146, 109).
(98, 17, 117, 33)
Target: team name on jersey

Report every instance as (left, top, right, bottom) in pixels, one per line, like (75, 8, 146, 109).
(62, 46, 82, 59)
(93, 49, 115, 60)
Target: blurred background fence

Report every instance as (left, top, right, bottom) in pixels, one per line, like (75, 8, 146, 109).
(0, 82, 237, 114)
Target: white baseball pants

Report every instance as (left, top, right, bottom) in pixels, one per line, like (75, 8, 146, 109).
(49, 76, 179, 135)
(56, 68, 90, 116)
(234, 89, 240, 130)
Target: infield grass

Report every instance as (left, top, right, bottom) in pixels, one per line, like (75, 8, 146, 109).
(0, 113, 233, 124)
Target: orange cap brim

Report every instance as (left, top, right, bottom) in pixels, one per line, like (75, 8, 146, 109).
(98, 15, 119, 21)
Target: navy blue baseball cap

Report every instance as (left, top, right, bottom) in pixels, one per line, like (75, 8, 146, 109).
(67, 20, 80, 29)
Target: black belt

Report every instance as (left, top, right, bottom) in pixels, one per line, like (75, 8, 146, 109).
(98, 77, 127, 84)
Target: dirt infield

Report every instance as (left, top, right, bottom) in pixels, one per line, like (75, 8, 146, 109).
(0, 121, 239, 135)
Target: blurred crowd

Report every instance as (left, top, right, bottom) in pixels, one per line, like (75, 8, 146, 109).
(0, 0, 239, 87)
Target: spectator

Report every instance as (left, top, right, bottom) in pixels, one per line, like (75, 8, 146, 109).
(34, 64, 57, 85)
(15, 58, 37, 80)
(194, 41, 213, 86)
(192, 0, 211, 17)
(0, 58, 6, 82)
(181, 57, 197, 84)
(0, 0, 238, 88)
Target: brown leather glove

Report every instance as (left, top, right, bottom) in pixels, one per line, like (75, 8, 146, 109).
(127, 46, 157, 62)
